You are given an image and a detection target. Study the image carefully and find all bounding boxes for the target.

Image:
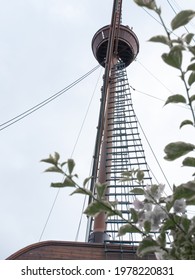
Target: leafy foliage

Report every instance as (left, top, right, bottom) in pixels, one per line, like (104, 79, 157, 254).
(164, 142, 195, 161)
(182, 157, 195, 167)
(188, 72, 195, 86)
(164, 94, 186, 105)
(148, 35, 170, 46)
(171, 10, 195, 31)
(137, 237, 161, 257)
(133, 0, 157, 11)
(180, 120, 194, 129)
(162, 49, 182, 69)
(118, 224, 141, 236)
(130, 1, 195, 259)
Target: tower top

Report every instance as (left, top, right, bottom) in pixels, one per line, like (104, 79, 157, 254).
(92, 24, 139, 68)
(91, 0, 139, 68)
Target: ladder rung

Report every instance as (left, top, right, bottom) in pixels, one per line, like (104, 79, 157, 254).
(109, 133, 139, 137)
(108, 120, 137, 125)
(107, 127, 138, 132)
(106, 176, 152, 181)
(107, 184, 146, 188)
(107, 150, 145, 154)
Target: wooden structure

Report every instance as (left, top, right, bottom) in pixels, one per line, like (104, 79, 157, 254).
(7, 241, 155, 260)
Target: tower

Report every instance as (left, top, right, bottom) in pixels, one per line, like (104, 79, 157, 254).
(7, 0, 155, 260)
(86, 0, 153, 245)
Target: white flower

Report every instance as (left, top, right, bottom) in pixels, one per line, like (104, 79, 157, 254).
(158, 184, 165, 196)
(138, 211, 145, 228)
(145, 184, 165, 201)
(133, 199, 144, 210)
(189, 216, 195, 232)
(173, 198, 186, 213)
(142, 211, 160, 231)
(153, 205, 167, 220)
(144, 202, 152, 211)
(142, 206, 166, 231)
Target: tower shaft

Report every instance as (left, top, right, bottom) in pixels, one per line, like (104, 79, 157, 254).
(87, 0, 124, 242)
(87, 62, 152, 244)
(86, 0, 150, 245)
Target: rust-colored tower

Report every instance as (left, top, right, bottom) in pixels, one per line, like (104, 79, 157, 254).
(85, 0, 152, 246)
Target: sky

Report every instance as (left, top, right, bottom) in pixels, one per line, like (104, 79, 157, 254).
(0, 0, 195, 259)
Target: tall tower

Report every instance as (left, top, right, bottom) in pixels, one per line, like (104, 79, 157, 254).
(86, 0, 152, 245)
(7, 0, 155, 260)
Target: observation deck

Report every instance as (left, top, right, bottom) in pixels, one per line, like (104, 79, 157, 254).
(92, 25, 139, 67)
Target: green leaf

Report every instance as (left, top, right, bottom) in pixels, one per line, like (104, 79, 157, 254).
(182, 157, 195, 167)
(41, 154, 57, 165)
(44, 166, 64, 174)
(186, 198, 195, 206)
(121, 171, 133, 177)
(130, 208, 139, 223)
(184, 33, 194, 44)
(157, 232, 166, 247)
(130, 188, 145, 195)
(161, 218, 176, 232)
(181, 216, 191, 232)
(67, 159, 75, 175)
(164, 94, 186, 106)
(119, 177, 132, 182)
(83, 177, 92, 187)
(164, 141, 195, 161)
(106, 209, 120, 218)
(118, 224, 140, 236)
(41, 152, 60, 166)
(133, 0, 157, 10)
(84, 200, 112, 217)
(188, 46, 195, 56)
(96, 182, 107, 199)
(162, 50, 182, 69)
(136, 170, 144, 182)
(84, 201, 102, 217)
(188, 72, 195, 86)
(148, 35, 170, 46)
(171, 45, 185, 52)
(50, 182, 67, 188)
(165, 198, 174, 212)
(187, 63, 195, 71)
(54, 152, 60, 163)
(174, 181, 195, 200)
(71, 187, 92, 196)
(144, 220, 151, 233)
(171, 10, 195, 31)
(180, 120, 194, 129)
(190, 95, 195, 104)
(109, 200, 118, 208)
(60, 161, 67, 168)
(63, 176, 76, 187)
(137, 237, 161, 256)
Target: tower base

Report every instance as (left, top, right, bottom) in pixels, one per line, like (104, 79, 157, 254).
(88, 232, 110, 243)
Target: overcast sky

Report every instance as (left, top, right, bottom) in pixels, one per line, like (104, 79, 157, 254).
(0, 0, 195, 259)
